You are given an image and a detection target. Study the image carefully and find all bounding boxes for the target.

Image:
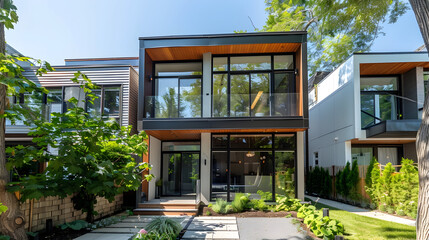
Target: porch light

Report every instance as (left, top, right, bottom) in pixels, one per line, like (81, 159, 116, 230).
(246, 151, 255, 158)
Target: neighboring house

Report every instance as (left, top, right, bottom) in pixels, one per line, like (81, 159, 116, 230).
(136, 32, 309, 209)
(6, 58, 139, 180)
(308, 52, 429, 171)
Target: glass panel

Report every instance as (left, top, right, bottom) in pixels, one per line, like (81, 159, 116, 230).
(86, 89, 102, 117)
(212, 74, 228, 117)
(212, 135, 228, 149)
(230, 56, 271, 71)
(212, 151, 228, 200)
(162, 142, 200, 151)
(275, 151, 295, 198)
(360, 77, 398, 91)
(181, 153, 200, 195)
(162, 153, 181, 196)
(273, 73, 296, 116)
(155, 62, 202, 76)
(229, 151, 273, 200)
(179, 78, 201, 118)
(47, 88, 62, 104)
(378, 147, 398, 165)
(155, 78, 179, 118)
(213, 57, 228, 71)
(64, 87, 85, 109)
(274, 55, 294, 70)
(251, 73, 270, 117)
(274, 134, 295, 150)
(230, 135, 272, 149)
(104, 87, 120, 116)
(351, 147, 373, 166)
(361, 94, 375, 128)
(230, 74, 250, 117)
(378, 95, 397, 121)
(424, 72, 428, 98)
(24, 92, 43, 104)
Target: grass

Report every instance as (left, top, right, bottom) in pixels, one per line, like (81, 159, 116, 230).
(305, 199, 416, 240)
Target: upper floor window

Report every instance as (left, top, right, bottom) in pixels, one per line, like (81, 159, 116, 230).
(212, 54, 297, 118)
(85, 86, 121, 121)
(360, 76, 401, 128)
(149, 62, 202, 118)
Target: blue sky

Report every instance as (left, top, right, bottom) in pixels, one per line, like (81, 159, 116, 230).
(6, 0, 424, 65)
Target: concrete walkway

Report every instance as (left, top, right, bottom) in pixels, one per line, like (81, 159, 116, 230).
(237, 218, 307, 240)
(74, 215, 191, 240)
(305, 195, 416, 227)
(182, 216, 240, 239)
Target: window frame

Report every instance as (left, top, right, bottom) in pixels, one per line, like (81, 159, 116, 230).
(360, 75, 402, 128)
(151, 60, 203, 119)
(210, 132, 297, 202)
(211, 53, 296, 118)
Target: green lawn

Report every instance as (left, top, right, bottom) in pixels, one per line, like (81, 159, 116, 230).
(307, 200, 416, 240)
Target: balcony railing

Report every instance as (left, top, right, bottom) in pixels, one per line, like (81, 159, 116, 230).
(144, 93, 300, 119)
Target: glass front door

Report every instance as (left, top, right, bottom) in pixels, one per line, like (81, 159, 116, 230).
(162, 152, 200, 196)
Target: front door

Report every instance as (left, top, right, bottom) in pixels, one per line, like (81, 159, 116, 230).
(162, 152, 200, 196)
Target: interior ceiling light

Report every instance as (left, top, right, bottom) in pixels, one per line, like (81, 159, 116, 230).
(246, 151, 255, 158)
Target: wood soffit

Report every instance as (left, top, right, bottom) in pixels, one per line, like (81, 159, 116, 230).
(146, 43, 301, 61)
(360, 62, 429, 75)
(146, 128, 306, 141)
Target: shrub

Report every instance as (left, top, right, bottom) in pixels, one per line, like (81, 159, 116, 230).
(306, 166, 331, 198)
(275, 196, 303, 212)
(297, 205, 344, 239)
(59, 220, 89, 231)
(206, 210, 212, 216)
(247, 199, 268, 211)
(144, 217, 182, 239)
(257, 190, 273, 201)
(231, 193, 250, 213)
(211, 199, 230, 214)
(365, 156, 377, 188)
(347, 160, 360, 200)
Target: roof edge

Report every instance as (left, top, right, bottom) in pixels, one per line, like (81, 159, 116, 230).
(139, 31, 307, 41)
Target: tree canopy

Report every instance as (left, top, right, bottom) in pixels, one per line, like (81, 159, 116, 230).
(263, 0, 408, 74)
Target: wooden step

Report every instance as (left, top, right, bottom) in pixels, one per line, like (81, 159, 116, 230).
(133, 208, 198, 216)
(137, 203, 198, 209)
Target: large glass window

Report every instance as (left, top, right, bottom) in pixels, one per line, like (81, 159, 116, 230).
(424, 71, 428, 98)
(212, 54, 296, 118)
(351, 147, 373, 166)
(211, 133, 296, 201)
(360, 76, 400, 128)
(153, 62, 202, 118)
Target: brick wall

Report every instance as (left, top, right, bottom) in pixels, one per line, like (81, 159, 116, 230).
(20, 194, 123, 232)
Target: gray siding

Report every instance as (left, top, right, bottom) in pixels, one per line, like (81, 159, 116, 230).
(21, 66, 132, 127)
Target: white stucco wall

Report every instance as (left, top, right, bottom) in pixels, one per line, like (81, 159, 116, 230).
(200, 132, 211, 204)
(309, 57, 356, 168)
(148, 136, 161, 201)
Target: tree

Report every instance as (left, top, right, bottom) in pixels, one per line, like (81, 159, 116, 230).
(0, 1, 54, 239)
(263, 0, 408, 74)
(408, 1, 429, 239)
(6, 75, 153, 223)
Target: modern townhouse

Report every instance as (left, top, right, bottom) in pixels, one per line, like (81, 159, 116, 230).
(135, 32, 309, 214)
(308, 52, 429, 172)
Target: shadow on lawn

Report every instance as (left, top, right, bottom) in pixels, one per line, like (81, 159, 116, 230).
(380, 227, 416, 239)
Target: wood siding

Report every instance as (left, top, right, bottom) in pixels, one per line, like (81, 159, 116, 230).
(129, 67, 139, 134)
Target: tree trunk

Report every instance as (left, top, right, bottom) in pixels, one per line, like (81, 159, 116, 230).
(0, 0, 27, 238)
(409, 1, 429, 239)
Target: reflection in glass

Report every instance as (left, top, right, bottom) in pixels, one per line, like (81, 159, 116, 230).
(361, 94, 375, 128)
(275, 151, 295, 198)
(212, 135, 228, 149)
(180, 78, 201, 118)
(162, 142, 200, 151)
(229, 151, 273, 200)
(213, 57, 228, 71)
(104, 87, 120, 116)
(213, 74, 228, 117)
(155, 78, 179, 118)
(251, 73, 270, 117)
(274, 134, 295, 149)
(155, 62, 202, 76)
(274, 55, 294, 69)
(230, 74, 250, 117)
(181, 153, 200, 195)
(360, 77, 398, 91)
(351, 147, 373, 166)
(162, 153, 181, 196)
(86, 89, 102, 117)
(230, 56, 271, 71)
(274, 73, 296, 116)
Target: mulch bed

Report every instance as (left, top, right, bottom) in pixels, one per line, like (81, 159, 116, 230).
(36, 228, 90, 240)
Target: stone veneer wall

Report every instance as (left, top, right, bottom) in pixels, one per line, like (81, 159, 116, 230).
(19, 194, 123, 232)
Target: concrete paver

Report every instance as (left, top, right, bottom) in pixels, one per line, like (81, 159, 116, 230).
(305, 195, 416, 227)
(74, 233, 134, 240)
(182, 216, 239, 239)
(237, 217, 307, 240)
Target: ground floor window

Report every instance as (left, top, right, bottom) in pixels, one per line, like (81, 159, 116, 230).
(211, 133, 296, 202)
(351, 145, 402, 167)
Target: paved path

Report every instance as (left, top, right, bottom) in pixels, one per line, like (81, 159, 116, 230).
(74, 215, 191, 240)
(182, 216, 239, 239)
(237, 218, 307, 240)
(305, 195, 416, 227)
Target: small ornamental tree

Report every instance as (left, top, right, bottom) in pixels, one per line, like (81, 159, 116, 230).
(6, 73, 153, 223)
